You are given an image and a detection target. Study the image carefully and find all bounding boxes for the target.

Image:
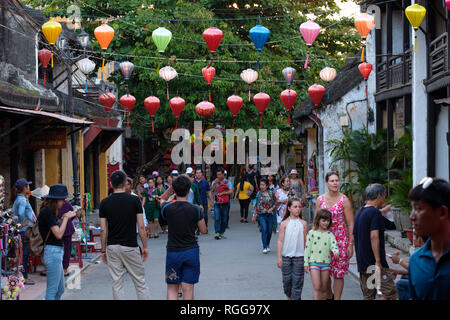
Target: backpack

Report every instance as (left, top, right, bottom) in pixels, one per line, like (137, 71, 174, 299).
(24, 223, 50, 257)
(215, 180, 231, 204)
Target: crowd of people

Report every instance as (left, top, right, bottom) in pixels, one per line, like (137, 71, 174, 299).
(6, 164, 450, 301)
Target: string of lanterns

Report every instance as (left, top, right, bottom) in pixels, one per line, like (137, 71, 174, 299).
(40, 5, 412, 132)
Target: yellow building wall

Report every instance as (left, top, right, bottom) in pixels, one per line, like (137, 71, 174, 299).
(99, 151, 108, 201)
(45, 149, 61, 186)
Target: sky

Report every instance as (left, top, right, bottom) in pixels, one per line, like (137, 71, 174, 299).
(336, 0, 360, 18)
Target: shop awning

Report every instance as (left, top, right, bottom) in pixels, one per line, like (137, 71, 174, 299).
(0, 106, 94, 126)
(83, 118, 124, 153)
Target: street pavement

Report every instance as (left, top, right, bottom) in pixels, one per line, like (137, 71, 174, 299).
(62, 200, 363, 300)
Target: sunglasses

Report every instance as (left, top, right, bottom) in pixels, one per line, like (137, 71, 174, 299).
(419, 177, 433, 190)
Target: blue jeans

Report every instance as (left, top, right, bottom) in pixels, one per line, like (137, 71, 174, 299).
(214, 203, 229, 234)
(396, 275, 410, 300)
(225, 202, 230, 228)
(43, 245, 65, 300)
(19, 231, 30, 279)
(258, 213, 274, 249)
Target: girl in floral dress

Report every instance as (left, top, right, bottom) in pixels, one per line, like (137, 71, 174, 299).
(314, 171, 354, 300)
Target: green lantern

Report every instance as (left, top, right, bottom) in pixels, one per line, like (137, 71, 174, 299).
(152, 27, 172, 53)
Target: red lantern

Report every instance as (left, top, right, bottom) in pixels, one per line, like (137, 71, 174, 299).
(99, 92, 116, 127)
(144, 96, 160, 133)
(280, 89, 297, 126)
(38, 49, 52, 85)
(202, 66, 216, 102)
(203, 27, 223, 54)
(253, 92, 270, 128)
(359, 62, 373, 97)
(120, 94, 136, 129)
(227, 95, 244, 129)
(446, 0, 450, 11)
(169, 96, 185, 129)
(195, 101, 215, 118)
(308, 84, 326, 121)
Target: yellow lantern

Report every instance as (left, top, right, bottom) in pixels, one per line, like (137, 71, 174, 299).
(42, 19, 62, 68)
(405, 3, 426, 53)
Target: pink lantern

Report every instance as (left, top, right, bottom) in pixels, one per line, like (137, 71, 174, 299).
(300, 20, 321, 69)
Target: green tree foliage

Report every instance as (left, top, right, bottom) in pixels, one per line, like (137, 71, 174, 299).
(25, 0, 361, 148)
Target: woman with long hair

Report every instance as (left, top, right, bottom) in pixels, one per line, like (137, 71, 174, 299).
(11, 178, 36, 285)
(274, 176, 298, 233)
(234, 174, 254, 223)
(38, 184, 76, 300)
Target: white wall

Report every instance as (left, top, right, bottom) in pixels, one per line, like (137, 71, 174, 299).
(435, 107, 449, 180)
(367, 25, 377, 134)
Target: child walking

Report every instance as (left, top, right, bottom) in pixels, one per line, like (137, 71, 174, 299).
(304, 209, 339, 300)
(276, 197, 308, 300)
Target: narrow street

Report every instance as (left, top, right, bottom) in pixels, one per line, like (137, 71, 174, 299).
(62, 201, 363, 300)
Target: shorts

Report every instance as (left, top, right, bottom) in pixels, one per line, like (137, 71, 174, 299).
(309, 263, 331, 272)
(165, 247, 200, 285)
(359, 267, 398, 300)
(145, 205, 160, 222)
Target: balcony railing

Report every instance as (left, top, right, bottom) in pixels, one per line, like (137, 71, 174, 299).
(429, 32, 448, 80)
(376, 50, 412, 92)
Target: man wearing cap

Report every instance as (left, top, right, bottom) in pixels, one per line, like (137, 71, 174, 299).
(11, 178, 36, 285)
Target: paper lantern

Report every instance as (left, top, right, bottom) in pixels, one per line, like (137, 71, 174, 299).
(300, 21, 320, 68)
(144, 96, 160, 133)
(119, 61, 134, 81)
(358, 62, 373, 97)
(99, 92, 116, 127)
(159, 66, 178, 100)
(202, 66, 216, 102)
(355, 12, 375, 61)
(320, 67, 337, 99)
(250, 24, 270, 70)
(227, 95, 244, 129)
(38, 49, 52, 85)
(196, 101, 215, 118)
(253, 92, 270, 128)
(76, 58, 96, 92)
(169, 96, 185, 129)
(281, 89, 297, 126)
(120, 94, 136, 129)
(405, 4, 426, 53)
(308, 84, 326, 121)
(203, 27, 223, 54)
(282, 67, 296, 87)
(152, 27, 172, 53)
(94, 23, 115, 75)
(41, 19, 62, 68)
(240, 68, 259, 101)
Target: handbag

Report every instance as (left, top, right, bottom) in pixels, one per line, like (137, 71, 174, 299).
(24, 224, 51, 257)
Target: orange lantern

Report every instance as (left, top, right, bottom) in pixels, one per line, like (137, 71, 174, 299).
(94, 23, 115, 76)
(355, 13, 375, 61)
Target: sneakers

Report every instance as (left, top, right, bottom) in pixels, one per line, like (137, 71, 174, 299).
(215, 233, 221, 240)
(266, 247, 271, 252)
(263, 248, 268, 254)
(220, 233, 226, 239)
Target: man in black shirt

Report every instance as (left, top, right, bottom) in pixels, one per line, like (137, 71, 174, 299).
(100, 170, 150, 300)
(160, 175, 207, 300)
(353, 183, 397, 300)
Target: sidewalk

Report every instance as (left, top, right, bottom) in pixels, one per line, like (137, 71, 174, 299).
(348, 230, 413, 283)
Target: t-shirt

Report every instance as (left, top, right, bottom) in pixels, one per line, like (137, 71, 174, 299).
(38, 207, 63, 247)
(194, 178, 211, 205)
(99, 192, 143, 248)
(237, 181, 252, 200)
(353, 206, 389, 272)
(161, 201, 202, 252)
(304, 230, 339, 266)
(244, 171, 257, 188)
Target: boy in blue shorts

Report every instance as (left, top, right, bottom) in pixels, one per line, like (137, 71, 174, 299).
(160, 175, 207, 300)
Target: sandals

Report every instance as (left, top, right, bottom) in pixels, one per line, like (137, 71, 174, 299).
(153, 234, 159, 238)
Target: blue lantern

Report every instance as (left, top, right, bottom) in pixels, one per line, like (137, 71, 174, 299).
(249, 24, 270, 70)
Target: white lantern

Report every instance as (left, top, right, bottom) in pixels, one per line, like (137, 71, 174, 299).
(76, 58, 96, 93)
(159, 66, 178, 99)
(320, 67, 337, 82)
(240, 68, 258, 101)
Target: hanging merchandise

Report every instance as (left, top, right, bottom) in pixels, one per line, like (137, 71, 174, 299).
(41, 19, 62, 68)
(152, 27, 172, 53)
(299, 20, 320, 69)
(240, 68, 259, 101)
(159, 66, 178, 100)
(202, 66, 216, 102)
(253, 92, 270, 128)
(320, 67, 337, 99)
(308, 84, 326, 121)
(38, 48, 52, 85)
(354, 12, 375, 61)
(99, 92, 116, 127)
(195, 101, 215, 119)
(280, 89, 297, 126)
(119, 94, 136, 129)
(94, 23, 115, 77)
(249, 24, 270, 70)
(76, 58, 96, 92)
(203, 27, 223, 67)
(2, 275, 25, 300)
(144, 96, 160, 133)
(358, 62, 373, 97)
(405, 4, 426, 53)
(169, 96, 185, 129)
(227, 95, 244, 129)
(119, 61, 134, 94)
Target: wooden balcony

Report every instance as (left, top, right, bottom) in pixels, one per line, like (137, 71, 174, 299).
(376, 50, 412, 93)
(429, 32, 448, 80)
